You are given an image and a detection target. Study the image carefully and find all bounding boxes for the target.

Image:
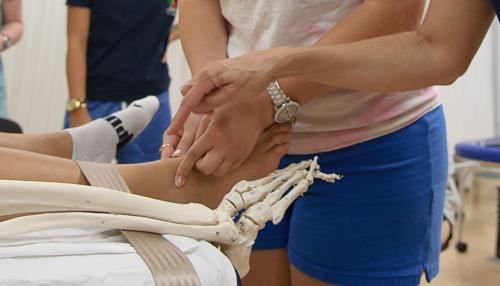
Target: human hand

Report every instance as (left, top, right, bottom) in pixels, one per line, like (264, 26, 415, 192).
(167, 47, 291, 138)
(69, 108, 92, 127)
(161, 113, 207, 159)
(173, 94, 275, 187)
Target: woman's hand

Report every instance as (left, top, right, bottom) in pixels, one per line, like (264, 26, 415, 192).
(161, 113, 205, 159)
(173, 94, 275, 187)
(165, 48, 297, 187)
(167, 47, 291, 136)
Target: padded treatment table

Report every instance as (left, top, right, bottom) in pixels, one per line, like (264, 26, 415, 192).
(455, 138, 500, 258)
(0, 228, 237, 286)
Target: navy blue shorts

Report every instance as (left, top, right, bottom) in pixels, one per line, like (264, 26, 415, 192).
(65, 91, 171, 163)
(253, 106, 448, 286)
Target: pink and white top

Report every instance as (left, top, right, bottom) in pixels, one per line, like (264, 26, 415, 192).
(220, 0, 440, 154)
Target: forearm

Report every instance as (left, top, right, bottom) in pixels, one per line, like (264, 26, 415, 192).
(66, 6, 91, 101)
(66, 44, 87, 100)
(274, 33, 444, 92)
(273, 0, 495, 92)
(278, 0, 425, 104)
(1, 0, 23, 45)
(179, 0, 228, 74)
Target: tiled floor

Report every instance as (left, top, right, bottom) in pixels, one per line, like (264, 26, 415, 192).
(421, 178, 500, 286)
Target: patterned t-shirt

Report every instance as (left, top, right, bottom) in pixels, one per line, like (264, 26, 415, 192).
(221, 0, 440, 154)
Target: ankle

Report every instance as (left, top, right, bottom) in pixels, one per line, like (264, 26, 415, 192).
(59, 131, 74, 158)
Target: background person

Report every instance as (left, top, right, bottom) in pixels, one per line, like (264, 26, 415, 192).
(65, 0, 174, 163)
(0, 0, 22, 118)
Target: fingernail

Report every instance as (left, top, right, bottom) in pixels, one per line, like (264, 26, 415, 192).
(175, 176, 185, 188)
(172, 149, 183, 157)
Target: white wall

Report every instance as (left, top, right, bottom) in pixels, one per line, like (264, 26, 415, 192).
(4, 0, 68, 133)
(3, 0, 499, 154)
(437, 25, 498, 150)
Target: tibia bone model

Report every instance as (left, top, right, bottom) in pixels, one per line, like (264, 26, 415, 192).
(0, 156, 340, 277)
(0, 180, 218, 225)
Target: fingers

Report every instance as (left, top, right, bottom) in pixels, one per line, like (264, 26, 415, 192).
(181, 81, 194, 97)
(273, 143, 290, 158)
(195, 150, 225, 176)
(161, 132, 180, 159)
(268, 132, 293, 152)
(170, 65, 228, 135)
(171, 72, 219, 133)
(172, 114, 203, 158)
(195, 115, 211, 140)
(172, 130, 196, 158)
(193, 87, 233, 113)
(175, 134, 212, 188)
(259, 123, 293, 145)
(214, 158, 235, 177)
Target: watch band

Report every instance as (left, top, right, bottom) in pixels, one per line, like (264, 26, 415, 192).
(266, 80, 300, 124)
(66, 98, 88, 112)
(266, 80, 289, 107)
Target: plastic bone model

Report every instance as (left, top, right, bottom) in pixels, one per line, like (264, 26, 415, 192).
(0, 157, 340, 277)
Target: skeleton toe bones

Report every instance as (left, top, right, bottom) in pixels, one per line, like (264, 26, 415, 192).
(0, 156, 340, 277)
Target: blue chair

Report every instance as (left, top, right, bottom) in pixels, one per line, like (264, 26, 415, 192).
(454, 138, 500, 258)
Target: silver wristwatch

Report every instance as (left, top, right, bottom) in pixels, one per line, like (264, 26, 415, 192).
(266, 80, 300, 124)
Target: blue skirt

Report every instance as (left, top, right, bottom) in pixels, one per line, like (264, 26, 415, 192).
(254, 106, 448, 286)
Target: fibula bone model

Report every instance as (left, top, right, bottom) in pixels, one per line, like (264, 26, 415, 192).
(0, 156, 340, 277)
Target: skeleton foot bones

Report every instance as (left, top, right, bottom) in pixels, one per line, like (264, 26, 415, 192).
(0, 156, 340, 277)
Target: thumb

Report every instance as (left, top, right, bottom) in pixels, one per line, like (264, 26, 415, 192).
(193, 88, 234, 113)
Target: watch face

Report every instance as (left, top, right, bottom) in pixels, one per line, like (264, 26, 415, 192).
(66, 99, 82, 112)
(66, 100, 76, 112)
(275, 102, 300, 123)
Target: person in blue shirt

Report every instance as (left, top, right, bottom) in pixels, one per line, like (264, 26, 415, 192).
(65, 0, 174, 163)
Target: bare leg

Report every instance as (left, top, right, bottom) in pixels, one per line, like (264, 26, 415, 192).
(0, 96, 160, 160)
(0, 146, 85, 183)
(291, 265, 339, 286)
(243, 249, 292, 286)
(106, 124, 291, 208)
(0, 124, 291, 210)
(0, 146, 86, 222)
(0, 132, 72, 158)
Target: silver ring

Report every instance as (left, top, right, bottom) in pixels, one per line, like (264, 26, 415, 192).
(159, 143, 173, 153)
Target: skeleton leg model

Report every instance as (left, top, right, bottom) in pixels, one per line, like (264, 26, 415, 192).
(0, 156, 340, 277)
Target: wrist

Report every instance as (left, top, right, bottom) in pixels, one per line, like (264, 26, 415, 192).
(268, 47, 306, 80)
(69, 107, 89, 117)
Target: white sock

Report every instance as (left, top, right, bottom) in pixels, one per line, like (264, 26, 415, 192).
(66, 96, 160, 163)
